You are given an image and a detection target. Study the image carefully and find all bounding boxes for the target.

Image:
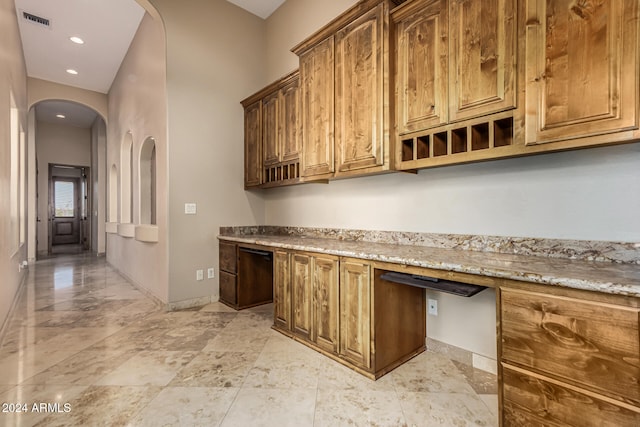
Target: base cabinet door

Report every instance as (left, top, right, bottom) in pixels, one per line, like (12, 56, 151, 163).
(339, 260, 371, 369)
(219, 271, 237, 306)
(273, 250, 291, 331)
(291, 253, 313, 340)
(313, 256, 340, 353)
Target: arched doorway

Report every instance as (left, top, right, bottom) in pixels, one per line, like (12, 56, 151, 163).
(29, 99, 106, 258)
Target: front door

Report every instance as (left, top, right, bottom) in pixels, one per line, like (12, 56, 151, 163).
(51, 177, 81, 246)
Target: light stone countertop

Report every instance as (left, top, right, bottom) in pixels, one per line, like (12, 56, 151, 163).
(218, 233, 640, 297)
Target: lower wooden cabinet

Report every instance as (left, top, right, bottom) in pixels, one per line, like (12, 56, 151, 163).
(272, 252, 425, 379)
(499, 285, 640, 426)
(218, 242, 273, 310)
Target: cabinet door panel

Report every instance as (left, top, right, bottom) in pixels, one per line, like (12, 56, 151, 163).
(526, 0, 639, 144)
(340, 261, 371, 369)
(244, 101, 262, 187)
(449, 0, 516, 121)
(300, 37, 335, 178)
(395, 0, 448, 134)
(313, 256, 339, 353)
(219, 271, 237, 306)
(291, 253, 313, 340)
(273, 251, 291, 331)
(262, 91, 280, 166)
(280, 79, 301, 162)
(335, 4, 385, 172)
(501, 288, 640, 406)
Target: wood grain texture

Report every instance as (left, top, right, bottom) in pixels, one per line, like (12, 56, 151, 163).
(525, 0, 639, 145)
(243, 101, 262, 188)
(503, 364, 640, 427)
(279, 78, 301, 163)
(500, 288, 640, 406)
(313, 255, 340, 353)
(274, 250, 291, 331)
(300, 37, 335, 178)
(449, 0, 516, 121)
(292, 253, 313, 340)
(339, 260, 372, 369)
(262, 90, 280, 166)
(219, 241, 237, 274)
(219, 271, 237, 307)
(394, 0, 448, 134)
(335, 3, 386, 172)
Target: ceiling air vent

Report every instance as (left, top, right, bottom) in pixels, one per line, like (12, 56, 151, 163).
(22, 11, 50, 27)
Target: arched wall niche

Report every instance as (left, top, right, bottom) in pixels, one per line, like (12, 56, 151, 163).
(139, 137, 157, 225)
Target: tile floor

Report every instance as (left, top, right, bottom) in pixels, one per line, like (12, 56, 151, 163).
(0, 253, 498, 426)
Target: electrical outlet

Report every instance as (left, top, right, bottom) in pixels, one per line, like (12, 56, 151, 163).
(196, 269, 204, 281)
(207, 268, 215, 279)
(428, 299, 438, 316)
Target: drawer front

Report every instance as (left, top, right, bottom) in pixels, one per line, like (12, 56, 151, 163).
(500, 288, 640, 405)
(219, 271, 237, 306)
(502, 365, 640, 427)
(219, 242, 237, 273)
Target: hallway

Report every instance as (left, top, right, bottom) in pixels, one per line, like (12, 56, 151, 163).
(0, 255, 497, 426)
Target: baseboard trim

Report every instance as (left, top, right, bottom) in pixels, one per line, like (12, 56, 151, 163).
(426, 337, 497, 375)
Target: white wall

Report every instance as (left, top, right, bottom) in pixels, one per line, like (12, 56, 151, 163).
(263, 0, 640, 359)
(107, 11, 169, 302)
(91, 118, 107, 254)
(0, 0, 29, 334)
(149, 0, 267, 305)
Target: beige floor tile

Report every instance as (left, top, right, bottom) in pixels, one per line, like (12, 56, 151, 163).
(392, 351, 476, 394)
(221, 387, 316, 427)
(314, 388, 407, 427)
(170, 351, 256, 388)
(95, 351, 198, 386)
(398, 391, 497, 427)
(131, 386, 239, 427)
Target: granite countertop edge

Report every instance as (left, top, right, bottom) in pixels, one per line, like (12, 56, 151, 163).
(218, 234, 640, 298)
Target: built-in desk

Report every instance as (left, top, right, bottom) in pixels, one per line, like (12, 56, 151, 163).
(219, 227, 640, 426)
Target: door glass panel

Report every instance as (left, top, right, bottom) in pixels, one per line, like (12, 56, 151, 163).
(54, 181, 75, 218)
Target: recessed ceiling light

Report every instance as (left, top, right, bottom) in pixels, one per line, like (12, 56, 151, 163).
(66, 69, 78, 75)
(56, 114, 66, 119)
(69, 36, 84, 44)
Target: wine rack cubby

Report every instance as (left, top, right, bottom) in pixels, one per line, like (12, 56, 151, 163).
(262, 161, 301, 187)
(398, 115, 514, 168)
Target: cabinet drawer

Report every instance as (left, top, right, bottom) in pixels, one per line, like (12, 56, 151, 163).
(500, 288, 640, 405)
(219, 271, 237, 306)
(502, 365, 640, 427)
(219, 242, 237, 273)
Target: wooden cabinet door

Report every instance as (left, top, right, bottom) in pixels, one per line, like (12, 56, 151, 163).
(339, 260, 371, 369)
(279, 78, 301, 163)
(273, 250, 291, 331)
(262, 91, 280, 166)
(244, 101, 262, 188)
(449, 0, 516, 122)
(313, 256, 339, 353)
(300, 37, 335, 178)
(335, 3, 386, 172)
(291, 253, 313, 340)
(525, 0, 639, 145)
(395, 0, 448, 134)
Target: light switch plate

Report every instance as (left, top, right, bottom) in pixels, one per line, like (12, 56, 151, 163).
(184, 203, 197, 214)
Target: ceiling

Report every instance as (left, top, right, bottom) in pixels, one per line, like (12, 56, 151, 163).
(15, 0, 284, 128)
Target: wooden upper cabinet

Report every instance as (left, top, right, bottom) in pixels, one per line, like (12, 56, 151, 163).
(449, 0, 516, 121)
(262, 91, 280, 167)
(525, 0, 639, 145)
(395, 0, 448, 134)
(279, 79, 301, 163)
(242, 70, 301, 188)
(335, 3, 387, 173)
(300, 37, 335, 179)
(243, 101, 262, 188)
